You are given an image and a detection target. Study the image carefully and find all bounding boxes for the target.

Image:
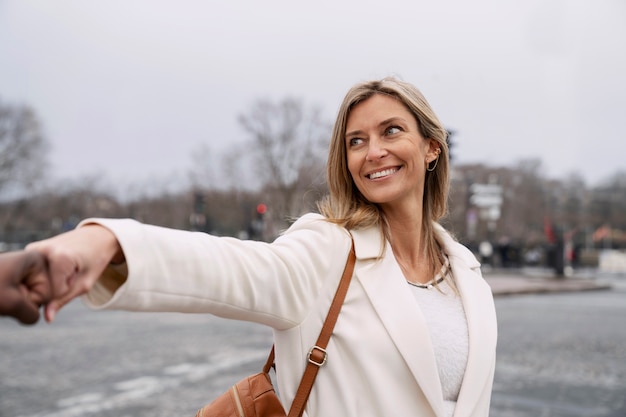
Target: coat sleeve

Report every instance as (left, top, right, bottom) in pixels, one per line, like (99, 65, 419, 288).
(80, 213, 352, 330)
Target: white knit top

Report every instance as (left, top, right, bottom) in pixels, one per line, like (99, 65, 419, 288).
(408, 259, 469, 417)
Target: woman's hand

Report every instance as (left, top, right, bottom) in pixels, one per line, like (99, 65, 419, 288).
(25, 224, 123, 322)
(0, 250, 51, 324)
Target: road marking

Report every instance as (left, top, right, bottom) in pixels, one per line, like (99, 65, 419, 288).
(18, 350, 267, 417)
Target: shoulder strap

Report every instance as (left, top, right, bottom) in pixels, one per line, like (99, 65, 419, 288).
(261, 239, 356, 416)
(287, 238, 356, 417)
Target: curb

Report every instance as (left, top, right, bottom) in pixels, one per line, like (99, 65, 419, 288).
(484, 274, 613, 297)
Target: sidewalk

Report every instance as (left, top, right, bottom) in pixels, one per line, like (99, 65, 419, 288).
(483, 269, 613, 296)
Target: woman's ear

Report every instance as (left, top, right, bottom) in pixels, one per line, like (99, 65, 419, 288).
(425, 139, 441, 163)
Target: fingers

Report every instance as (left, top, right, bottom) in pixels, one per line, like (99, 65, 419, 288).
(0, 251, 49, 325)
(25, 238, 83, 322)
(43, 271, 89, 323)
(25, 225, 123, 322)
(44, 299, 61, 323)
(19, 250, 59, 323)
(26, 239, 80, 299)
(12, 285, 41, 325)
(20, 250, 52, 305)
(1, 225, 123, 324)
(19, 251, 51, 324)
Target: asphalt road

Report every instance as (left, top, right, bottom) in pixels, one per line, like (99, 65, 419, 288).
(1, 275, 625, 417)
(490, 275, 626, 417)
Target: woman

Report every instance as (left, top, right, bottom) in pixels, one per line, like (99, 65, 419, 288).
(28, 77, 497, 417)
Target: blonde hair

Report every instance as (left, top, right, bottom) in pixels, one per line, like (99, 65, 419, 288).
(318, 77, 450, 273)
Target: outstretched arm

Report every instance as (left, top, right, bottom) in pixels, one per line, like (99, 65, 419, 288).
(0, 250, 51, 324)
(26, 224, 123, 322)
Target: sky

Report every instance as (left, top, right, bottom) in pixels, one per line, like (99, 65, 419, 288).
(0, 0, 625, 195)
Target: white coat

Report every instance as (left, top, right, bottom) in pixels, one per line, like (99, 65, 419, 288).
(83, 213, 497, 417)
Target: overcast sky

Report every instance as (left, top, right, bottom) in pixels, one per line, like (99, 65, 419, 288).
(1, 0, 624, 193)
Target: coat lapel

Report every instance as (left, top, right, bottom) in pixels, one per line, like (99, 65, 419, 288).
(440, 232, 498, 417)
(351, 227, 446, 417)
(350, 225, 497, 417)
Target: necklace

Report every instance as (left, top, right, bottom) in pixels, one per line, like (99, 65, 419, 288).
(407, 276, 445, 289)
(405, 255, 450, 290)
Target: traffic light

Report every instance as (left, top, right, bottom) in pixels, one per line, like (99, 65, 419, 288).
(190, 191, 207, 231)
(249, 203, 267, 240)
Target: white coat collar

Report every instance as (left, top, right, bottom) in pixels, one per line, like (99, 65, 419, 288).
(433, 224, 497, 417)
(349, 222, 496, 417)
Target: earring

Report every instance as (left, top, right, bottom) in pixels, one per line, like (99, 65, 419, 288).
(427, 156, 439, 172)
(427, 148, 441, 172)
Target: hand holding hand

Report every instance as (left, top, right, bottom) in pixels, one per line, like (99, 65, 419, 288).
(26, 225, 123, 322)
(0, 250, 51, 324)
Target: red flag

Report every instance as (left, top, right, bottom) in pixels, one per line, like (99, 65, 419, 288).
(544, 216, 556, 243)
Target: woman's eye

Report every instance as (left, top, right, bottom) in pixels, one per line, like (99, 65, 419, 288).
(385, 126, 401, 135)
(349, 137, 363, 147)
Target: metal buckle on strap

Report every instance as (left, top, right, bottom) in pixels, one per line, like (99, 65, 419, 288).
(307, 346, 328, 367)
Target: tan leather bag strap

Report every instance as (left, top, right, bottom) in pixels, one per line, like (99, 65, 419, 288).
(260, 239, 355, 417)
(287, 239, 356, 417)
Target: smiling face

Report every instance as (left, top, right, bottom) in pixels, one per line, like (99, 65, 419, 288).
(345, 94, 439, 213)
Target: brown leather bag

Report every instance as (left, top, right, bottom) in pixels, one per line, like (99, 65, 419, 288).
(194, 348, 284, 417)
(195, 241, 356, 417)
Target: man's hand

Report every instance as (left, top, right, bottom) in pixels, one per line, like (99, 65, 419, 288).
(0, 250, 51, 325)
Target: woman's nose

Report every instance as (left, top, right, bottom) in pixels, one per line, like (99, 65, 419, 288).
(366, 137, 388, 161)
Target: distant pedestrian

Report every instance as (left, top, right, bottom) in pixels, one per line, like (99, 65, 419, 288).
(27, 77, 497, 416)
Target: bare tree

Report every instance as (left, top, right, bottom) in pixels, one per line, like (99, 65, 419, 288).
(0, 98, 49, 196)
(237, 97, 330, 224)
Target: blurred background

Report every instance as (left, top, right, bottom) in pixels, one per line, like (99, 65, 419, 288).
(1, 0, 625, 274)
(1, 2, 626, 417)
